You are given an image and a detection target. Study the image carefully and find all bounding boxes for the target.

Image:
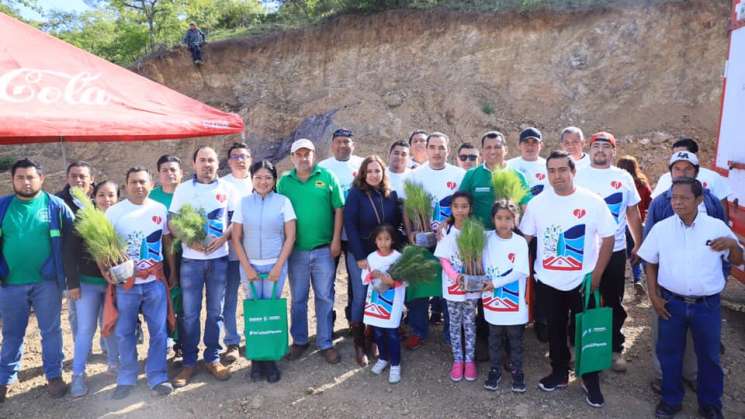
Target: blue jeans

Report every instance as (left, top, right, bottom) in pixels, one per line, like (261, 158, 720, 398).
(222, 261, 241, 347)
(243, 262, 287, 299)
(288, 246, 335, 350)
(373, 326, 401, 366)
(657, 289, 723, 410)
(73, 283, 119, 375)
(116, 281, 168, 388)
(405, 298, 430, 339)
(0, 280, 63, 384)
(180, 257, 228, 367)
(345, 251, 367, 323)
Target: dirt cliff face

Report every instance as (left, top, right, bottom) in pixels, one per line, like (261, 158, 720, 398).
(0, 0, 730, 193)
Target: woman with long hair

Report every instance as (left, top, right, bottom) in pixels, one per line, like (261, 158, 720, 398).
(617, 155, 652, 294)
(344, 155, 403, 367)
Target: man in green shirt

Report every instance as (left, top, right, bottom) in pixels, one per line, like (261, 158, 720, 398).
(277, 138, 344, 364)
(459, 131, 532, 229)
(150, 155, 184, 208)
(0, 159, 74, 402)
(149, 154, 184, 360)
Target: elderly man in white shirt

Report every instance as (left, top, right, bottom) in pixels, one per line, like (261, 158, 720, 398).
(639, 177, 743, 419)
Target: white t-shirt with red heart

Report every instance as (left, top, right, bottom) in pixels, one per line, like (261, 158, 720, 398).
(434, 226, 472, 302)
(507, 156, 549, 196)
(481, 231, 531, 325)
(575, 166, 641, 252)
(106, 198, 169, 284)
(519, 186, 617, 291)
(406, 163, 465, 231)
(169, 177, 238, 260)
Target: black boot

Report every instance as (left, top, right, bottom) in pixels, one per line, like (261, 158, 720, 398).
(248, 361, 264, 382)
(265, 361, 281, 383)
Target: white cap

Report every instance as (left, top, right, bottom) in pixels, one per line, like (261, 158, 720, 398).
(669, 151, 699, 167)
(290, 138, 315, 153)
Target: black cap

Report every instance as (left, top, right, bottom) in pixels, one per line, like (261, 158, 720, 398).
(519, 127, 543, 142)
(332, 128, 353, 138)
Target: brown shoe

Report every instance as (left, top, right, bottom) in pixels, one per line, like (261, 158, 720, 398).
(47, 377, 67, 399)
(0, 384, 7, 403)
(172, 366, 195, 388)
(204, 362, 231, 381)
(285, 343, 309, 361)
(321, 347, 341, 364)
(222, 344, 240, 364)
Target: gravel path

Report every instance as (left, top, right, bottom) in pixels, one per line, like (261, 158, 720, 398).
(1, 269, 744, 419)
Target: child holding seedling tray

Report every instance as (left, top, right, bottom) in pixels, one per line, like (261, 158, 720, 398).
(434, 191, 487, 383)
(481, 199, 530, 393)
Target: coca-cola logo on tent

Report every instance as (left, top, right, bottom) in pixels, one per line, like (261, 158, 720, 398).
(0, 68, 111, 105)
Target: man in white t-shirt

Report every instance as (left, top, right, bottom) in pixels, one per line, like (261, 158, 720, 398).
(404, 132, 465, 350)
(169, 146, 238, 388)
(220, 143, 253, 364)
(508, 127, 548, 196)
(407, 129, 429, 169)
(650, 138, 731, 212)
(560, 126, 591, 170)
(318, 128, 363, 330)
(575, 132, 643, 373)
(387, 140, 411, 197)
(520, 150, 616, 408)
(105, 167, 174, 399)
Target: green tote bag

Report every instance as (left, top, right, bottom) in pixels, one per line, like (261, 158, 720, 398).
(574, 273, 613, 376)
(243, 281, 289, 361)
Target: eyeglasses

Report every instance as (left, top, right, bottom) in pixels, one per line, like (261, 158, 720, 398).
(230, 154, 250, 161)
(458, 154, 478, 162)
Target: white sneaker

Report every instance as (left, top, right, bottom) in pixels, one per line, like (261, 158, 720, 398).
(371, 359, 389, 375)
(389, 365, 401, 384)
(612, 353, 627, 372)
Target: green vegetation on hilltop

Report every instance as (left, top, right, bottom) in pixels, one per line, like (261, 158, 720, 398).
(22, 0, 694, 66)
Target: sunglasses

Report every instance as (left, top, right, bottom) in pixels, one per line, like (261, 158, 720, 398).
(458, 154, 478, 162)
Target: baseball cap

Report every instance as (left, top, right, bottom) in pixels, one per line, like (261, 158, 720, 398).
(590, 131, 617, 147)
(669, 150, 699, 167)
(519, 127, 543, 142)
(332, 128, 353, 138)
(290, 138, 315, 153)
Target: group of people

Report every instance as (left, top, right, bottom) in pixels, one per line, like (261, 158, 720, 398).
(0, 126, 741, 419)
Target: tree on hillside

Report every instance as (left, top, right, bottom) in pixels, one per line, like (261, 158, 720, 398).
(108, 0, 175, 51)
(1, 0, 39, 19)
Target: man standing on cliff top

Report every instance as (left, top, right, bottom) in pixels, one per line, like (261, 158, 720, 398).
(183, 22, 206, 64)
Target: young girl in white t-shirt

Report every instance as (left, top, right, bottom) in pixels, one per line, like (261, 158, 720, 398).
(362, 225, 405, 384)
(434, 191, 481, 382)
(481, 199, 530, 393)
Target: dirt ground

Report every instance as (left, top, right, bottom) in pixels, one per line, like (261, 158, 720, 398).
(1, 262, 744, 419)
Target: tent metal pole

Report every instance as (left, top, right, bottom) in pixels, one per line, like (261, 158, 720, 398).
(59, 137, 67, 172)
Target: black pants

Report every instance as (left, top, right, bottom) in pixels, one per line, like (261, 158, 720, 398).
(528, 239, 548, 324)
(538, 280, 599, 385)
(600, 250, 628, 353)
(189, 44, 202, 62)
(489, 324, 524, 372)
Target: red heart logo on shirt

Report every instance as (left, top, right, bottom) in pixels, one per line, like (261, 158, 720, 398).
(703, 181, 708, 188)
(610, 181, 622, 190)
(536, 173, 546, 180)
(352, 171, 358, 177)
(152, 215, 162, 224)
(508, 253, 515, 263)
(216, 193, 226, 203)
(573, 209, 586, 219)
(446, 181, 456, 190)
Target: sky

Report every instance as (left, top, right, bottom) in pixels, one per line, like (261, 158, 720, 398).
(19, 0, 92, 20)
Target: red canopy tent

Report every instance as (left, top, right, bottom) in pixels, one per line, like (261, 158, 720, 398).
(0, 12, 244, 144)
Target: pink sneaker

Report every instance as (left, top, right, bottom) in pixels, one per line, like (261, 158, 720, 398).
(464, 361, 478, 381)
(450, 361, 464, 382)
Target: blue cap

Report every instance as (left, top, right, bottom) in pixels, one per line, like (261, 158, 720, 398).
(519, 127, 543, 142)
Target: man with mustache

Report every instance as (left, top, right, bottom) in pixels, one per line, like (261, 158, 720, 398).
(575, 132, 643, 373)
(0, 159, 75, 402)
